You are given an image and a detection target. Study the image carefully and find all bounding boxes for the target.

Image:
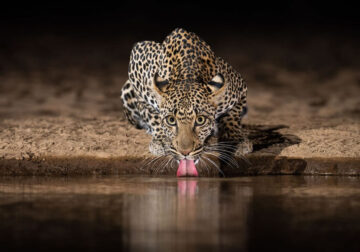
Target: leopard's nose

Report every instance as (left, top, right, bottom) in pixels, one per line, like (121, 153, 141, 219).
(179, 148, 192, 156)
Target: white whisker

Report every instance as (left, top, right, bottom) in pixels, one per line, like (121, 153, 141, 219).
(142, 156, 164, 171)
(155, 155, 171, 175)
(199, 156, 210, 176)
(202, 155, 225, 177)
(204, 151, 238, 170)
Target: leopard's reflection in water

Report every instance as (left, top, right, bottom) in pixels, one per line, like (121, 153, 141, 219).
(125, 178, 250, 251)
(177, 179, 198, 197)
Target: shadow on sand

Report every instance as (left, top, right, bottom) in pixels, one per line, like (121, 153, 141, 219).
(221, 124, 303, 176)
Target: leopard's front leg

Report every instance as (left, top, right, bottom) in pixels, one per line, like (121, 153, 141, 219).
(121, 80, 169, 156)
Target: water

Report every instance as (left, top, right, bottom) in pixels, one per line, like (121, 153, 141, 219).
(0, 176, 359, 251)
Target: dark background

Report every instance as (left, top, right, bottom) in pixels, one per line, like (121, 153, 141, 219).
(1, 1, 359, 77)
(1, 1, 359, 37)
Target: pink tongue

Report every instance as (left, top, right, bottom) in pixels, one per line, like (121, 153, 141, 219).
(177, 159, 199, 177)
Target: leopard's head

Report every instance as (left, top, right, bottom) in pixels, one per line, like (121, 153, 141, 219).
(152, 72, 228, 166)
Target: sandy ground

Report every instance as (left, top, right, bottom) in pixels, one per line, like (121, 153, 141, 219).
(0, 30, 359, 175)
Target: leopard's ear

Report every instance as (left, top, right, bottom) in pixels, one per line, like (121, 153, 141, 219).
(208, 73, 228, 105)
(153, 72, 169, 94)
(207, 73, 225, 94)
(209, 73, 231, 111)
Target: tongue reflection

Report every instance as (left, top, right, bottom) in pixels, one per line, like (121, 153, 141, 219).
(177, 159, 199, 177)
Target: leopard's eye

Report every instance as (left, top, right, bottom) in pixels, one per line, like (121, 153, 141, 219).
(195, 115, 207, 126)
(165, 115, 177, 126)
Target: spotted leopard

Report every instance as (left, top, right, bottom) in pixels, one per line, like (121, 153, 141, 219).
(121, 28, 251, 176)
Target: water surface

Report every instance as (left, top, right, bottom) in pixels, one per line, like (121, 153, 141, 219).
(0, 176, 359, 251)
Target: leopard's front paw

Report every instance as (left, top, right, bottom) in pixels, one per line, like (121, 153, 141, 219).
(234, 137, 253, 157)
(149, 139, 166, 156)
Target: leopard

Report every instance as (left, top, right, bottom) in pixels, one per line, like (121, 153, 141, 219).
(121, 28, 251, 176)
